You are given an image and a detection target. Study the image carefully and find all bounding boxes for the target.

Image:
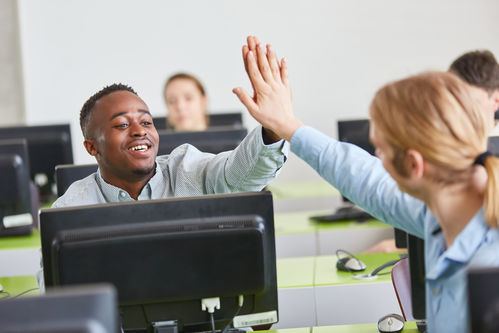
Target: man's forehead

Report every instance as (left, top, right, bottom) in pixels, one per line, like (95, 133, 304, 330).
(94, 91, 149, 115)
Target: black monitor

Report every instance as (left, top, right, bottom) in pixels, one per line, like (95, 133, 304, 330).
(407, 234, 426, 321)
(0, 139, 34, 237)
(55, 163, 99, 197)
(0, 284, 118, 333)
(488, 136, 499, 156)
(40, 191, 278, 333)
(154, 112, 243, 130)
(0, 124, 73, 202)
(337, 119, 375, 155)
(468, 266, 499, 333)
(157, 127, 248, 155)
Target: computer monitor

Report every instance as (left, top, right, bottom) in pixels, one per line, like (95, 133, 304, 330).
(157, 127, 248, 155)
(154, 112, 243, 130)
(337, 119, 375, 156)
(468, 266, 499, 333)
(40, 191, 278, 333)
(0, 124, 74, 202)
(0, 139, 34, 237)
(407, 233, 426, 320)
(0, 284, 118, 333)
(55, 163, 98, 197)
(488, 136, 499, 156)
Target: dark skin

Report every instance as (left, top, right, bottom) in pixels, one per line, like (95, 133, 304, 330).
(83, 90, 281, 199)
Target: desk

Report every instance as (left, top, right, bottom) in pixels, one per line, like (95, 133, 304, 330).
(0, 229, 41, 276)
(275, 210, 394, 258)
(314, 253, 402, 326)
(275, 257, 316, 329)
(312, 321, 419, 332)
(0, 275, 39, 298)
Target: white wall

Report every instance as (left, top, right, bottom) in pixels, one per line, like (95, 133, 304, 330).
(17, 0, 499, 182)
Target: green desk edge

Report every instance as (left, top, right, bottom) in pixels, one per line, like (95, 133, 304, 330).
(0, 275, 39, 298)
(312, 321, 418, 332)
(0, 229, 41, 250)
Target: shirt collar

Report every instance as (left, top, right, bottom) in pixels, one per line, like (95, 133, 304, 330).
(427, 208, 489, 279)
(96, 163, 161, 202)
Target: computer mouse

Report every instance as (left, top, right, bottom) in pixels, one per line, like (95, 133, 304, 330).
(377, 313, 404, 333)
(336, 256, 367, 272)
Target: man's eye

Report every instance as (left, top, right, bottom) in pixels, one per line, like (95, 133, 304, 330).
(142, 121, 152, 126)
(115, 123, 129, 128)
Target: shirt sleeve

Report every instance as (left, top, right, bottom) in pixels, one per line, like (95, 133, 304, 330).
(165, 125, 289, 195)
(290, 126, 425, 238)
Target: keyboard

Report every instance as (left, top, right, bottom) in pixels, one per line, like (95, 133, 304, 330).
(309, 205, 373, 222)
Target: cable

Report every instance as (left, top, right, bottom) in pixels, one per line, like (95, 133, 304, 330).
(369, 259, 402, 277)
(0, 291, 11, 299)
(12, 288, 39, 298)
(220, 295, 244, 333)
(209, 312, 216, 333)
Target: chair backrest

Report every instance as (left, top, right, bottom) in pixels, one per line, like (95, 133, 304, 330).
(391, 257, 415, 321)
(55, 163, 98, 197)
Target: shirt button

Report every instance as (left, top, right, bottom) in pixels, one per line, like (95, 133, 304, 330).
(119, 192, 126, 198)
(432, 288, 440, 296)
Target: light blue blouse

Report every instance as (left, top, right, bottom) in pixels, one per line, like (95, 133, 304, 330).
(291, 126, 499, 333)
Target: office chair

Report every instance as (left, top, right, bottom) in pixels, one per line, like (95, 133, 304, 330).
(391, 258, 415, 321)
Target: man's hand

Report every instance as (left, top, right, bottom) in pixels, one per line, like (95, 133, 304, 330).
(233, 36, 303, 142)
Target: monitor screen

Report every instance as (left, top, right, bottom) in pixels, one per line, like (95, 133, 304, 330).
(488, 136, 499, 156)
(154, 112, 243, 130)
(40, 191, 278, 333)
(157, 127, 248, 155)
(337, 119, 375, 155)
(468, 266, 499, 333)
(0, 284, 118, 333)
(55, 163, 98, 197)
(0, 139, 34, 237)
(0, 124, 73, 203)
(407, 233, 426, 320)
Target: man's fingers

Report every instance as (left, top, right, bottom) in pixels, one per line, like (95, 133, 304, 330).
(246, 50, 267, 92)
(281, 57, 289, 87)
(242, 45, 250, 74)
(256, 44, 273, 83)
(267, 44, 281, 82)
(232, 87, 258, 115)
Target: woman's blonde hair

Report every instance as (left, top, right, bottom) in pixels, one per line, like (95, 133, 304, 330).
(370, 71, 499, 227)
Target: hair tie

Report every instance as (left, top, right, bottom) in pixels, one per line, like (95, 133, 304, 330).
(474, 151, 492, 166)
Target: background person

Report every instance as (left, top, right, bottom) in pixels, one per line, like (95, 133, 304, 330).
(163, 73, 209, 131)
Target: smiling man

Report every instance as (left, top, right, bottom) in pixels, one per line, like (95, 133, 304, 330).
(52, 84, 287, 208)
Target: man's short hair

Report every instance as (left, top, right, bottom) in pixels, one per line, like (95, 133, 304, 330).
(80, 83, 137, 139)
(449, 50, 499, 94)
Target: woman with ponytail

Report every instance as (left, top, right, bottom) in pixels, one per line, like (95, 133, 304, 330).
(233, 36, 499, 333)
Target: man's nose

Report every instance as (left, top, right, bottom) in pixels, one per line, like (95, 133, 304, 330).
(130, 122, 146, 136)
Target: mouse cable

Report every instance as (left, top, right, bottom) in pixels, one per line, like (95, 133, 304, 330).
(0, 288, 38, 300)
(369, 259, 403, 277)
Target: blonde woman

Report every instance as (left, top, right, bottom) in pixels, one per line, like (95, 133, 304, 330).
(233, 36, 499, 333)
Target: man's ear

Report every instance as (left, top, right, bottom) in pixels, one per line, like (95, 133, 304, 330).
(405, 149, 425, 179)
(83, 139, 98, 156)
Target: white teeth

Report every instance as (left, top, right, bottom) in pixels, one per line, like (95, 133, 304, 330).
(130, 145, 148, 151)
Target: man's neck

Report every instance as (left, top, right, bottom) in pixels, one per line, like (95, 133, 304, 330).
(101, 169, 156, 200)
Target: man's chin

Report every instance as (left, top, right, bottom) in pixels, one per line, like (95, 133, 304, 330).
(132, 165, 156, 176)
